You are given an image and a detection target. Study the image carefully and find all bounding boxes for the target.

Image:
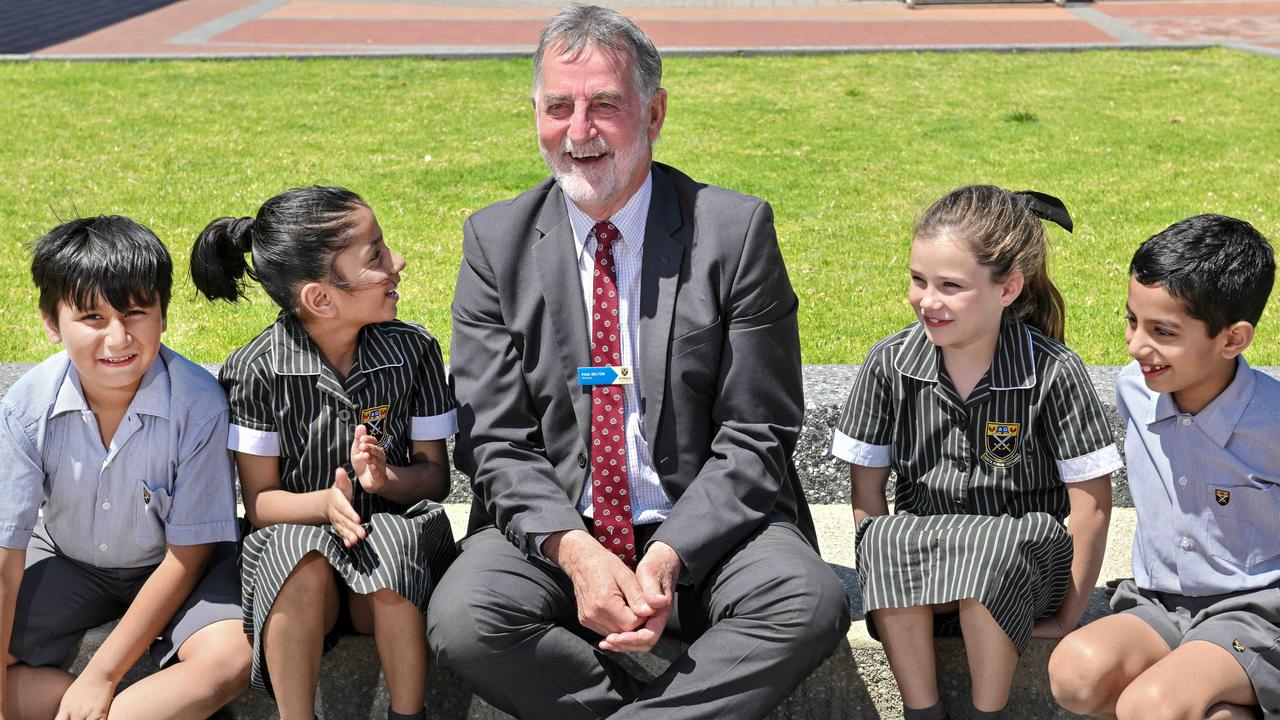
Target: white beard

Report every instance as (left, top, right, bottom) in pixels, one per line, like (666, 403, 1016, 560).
(540, 130, 650, 211)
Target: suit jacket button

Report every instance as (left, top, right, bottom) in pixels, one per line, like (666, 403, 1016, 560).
(577, 453, 587, 468)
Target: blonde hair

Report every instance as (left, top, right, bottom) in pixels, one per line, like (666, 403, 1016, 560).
(914, 185, 1066, 341)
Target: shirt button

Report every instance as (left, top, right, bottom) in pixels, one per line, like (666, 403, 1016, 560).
(578, 453, 587, 469)
(1181, 537, 1193, 550)
(101, 501, 111, 510)
(1177, 476, 1188, 487)
(1181, 417, 1192, 426)
(98, 543, 108, 552)
(338, 409, 351, 422)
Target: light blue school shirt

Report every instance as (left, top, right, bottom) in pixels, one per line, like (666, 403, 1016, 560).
(1118, 357, 1280, 596)
(0, 346, 239, 568)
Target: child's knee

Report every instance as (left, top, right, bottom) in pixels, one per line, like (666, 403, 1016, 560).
(370, 587, 414, 607)
(182, 624, 253, 699)
(1048, 636, 1112, 713)
(278, 551, 334, 597)
(1115, 677, 1178, 720)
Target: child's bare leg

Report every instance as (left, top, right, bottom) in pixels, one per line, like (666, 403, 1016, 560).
(1115, 640, 1257, 720)
(957, 599, 1018, 712)
(1048, 614, 1170, 718)
(263, 552, 341, 720)
(108, 619, 251, 720)
(873, 605, 940, 709)
(350, 589, 427, 715)
(1206, 704, 1258, 720)
(3, 654, 72, 720)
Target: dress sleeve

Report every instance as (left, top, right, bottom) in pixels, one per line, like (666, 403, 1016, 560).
(1043, 353, 1123, 483)
(220, 356, 280, 457)
(830, 342, 896, 467)
(408, 333, 457, 441)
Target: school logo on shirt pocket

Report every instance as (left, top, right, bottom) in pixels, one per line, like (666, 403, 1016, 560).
(1215, 488, 1231, 506)
(981, 422, 1022, 468)
(361, 404, 393, 449)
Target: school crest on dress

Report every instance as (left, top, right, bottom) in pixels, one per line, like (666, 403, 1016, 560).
(981, 421, 1022, 468)
(1215, 488, 1231, 506)
(361, 404, 393, 450)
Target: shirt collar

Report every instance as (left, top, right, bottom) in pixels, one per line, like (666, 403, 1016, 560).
(1146, 356, 1255, 447)
(566, 169, 652, 266)
(270, 312, 404, 376)
(50, 349, 171, 419)
(894, 319, 1036, 390)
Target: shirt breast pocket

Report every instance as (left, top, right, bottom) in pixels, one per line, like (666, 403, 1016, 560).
(135, 479, 173, 544)
(1208, 485, 1280, 569)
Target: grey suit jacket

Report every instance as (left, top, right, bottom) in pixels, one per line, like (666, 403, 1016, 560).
(451, 162, 816, 585)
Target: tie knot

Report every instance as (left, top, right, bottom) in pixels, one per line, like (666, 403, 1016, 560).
(593, 221, 619, 249)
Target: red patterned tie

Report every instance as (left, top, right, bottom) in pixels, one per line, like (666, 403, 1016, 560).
(589, 221, 636, 568)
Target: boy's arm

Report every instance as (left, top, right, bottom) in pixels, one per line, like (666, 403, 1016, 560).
(851, 464, 892, 525)
(1035, 475, 1112, 638)
(58, 543, 213, 719)
(0, 547, 25, 718)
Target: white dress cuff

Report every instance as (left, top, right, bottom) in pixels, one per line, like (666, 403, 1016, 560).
(830, 430, 892, 467)
(1057, 444, 1124, 483)
(410, 409, 458, 440)
(228, 424, 280, 456)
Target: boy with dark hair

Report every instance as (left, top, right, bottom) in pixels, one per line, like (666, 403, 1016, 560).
(1048, 214, 1279, 720)
(0, 217, 250, 719)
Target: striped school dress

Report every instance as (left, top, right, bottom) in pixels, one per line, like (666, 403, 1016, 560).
(220, 313, 458, 694)
(831, 320, 1122, 652)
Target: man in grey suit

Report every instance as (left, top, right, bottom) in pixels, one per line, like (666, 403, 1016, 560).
(428, 5, 850, 718)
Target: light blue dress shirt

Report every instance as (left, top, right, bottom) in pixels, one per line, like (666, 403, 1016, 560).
(0, 346, 239, 568)
(1118, 357, 1280, 596)
(563, 170, 674, 525)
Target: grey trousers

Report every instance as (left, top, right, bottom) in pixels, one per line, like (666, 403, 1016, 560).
(427, 520, 850, 720)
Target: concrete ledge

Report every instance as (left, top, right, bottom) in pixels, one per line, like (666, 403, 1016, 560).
(73, 504, 1135, 719)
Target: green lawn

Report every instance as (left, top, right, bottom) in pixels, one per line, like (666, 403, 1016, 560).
(2, 49, 1277, 365)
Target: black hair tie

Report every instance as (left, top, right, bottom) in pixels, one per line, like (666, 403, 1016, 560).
(1013, 190, 1073, 233)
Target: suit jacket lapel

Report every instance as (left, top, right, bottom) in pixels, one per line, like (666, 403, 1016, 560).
(639, 166, 687, 446)
(534, 185, 594, 448)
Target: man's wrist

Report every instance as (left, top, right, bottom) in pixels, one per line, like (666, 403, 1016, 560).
(543, 528, 595, 571)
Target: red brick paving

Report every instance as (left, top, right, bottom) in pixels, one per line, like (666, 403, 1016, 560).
(217, 16, 1112, 48)
(15, 0, 1280, 58)
(1096, 1, 1280, 17)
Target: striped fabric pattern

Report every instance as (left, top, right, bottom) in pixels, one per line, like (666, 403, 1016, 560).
(220, 313, 458, 694)
(833, 320, 1121, 652)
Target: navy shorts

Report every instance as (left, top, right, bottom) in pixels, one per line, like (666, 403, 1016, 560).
(9, 523, 242, 669)
(1112, 578, 1280, 719)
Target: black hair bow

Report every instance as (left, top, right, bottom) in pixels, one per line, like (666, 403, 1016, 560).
(1013, 190, 1073, 233)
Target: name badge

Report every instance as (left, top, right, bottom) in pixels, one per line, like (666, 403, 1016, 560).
(578, 366, 634, 386)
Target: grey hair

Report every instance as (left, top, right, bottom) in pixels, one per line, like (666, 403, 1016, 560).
(532, 4, 663, 102)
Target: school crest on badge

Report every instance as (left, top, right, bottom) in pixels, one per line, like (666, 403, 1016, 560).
(361, 404, 393, 449)
(981, 421, 1022, 468)
(1215, 489, 1231, 506)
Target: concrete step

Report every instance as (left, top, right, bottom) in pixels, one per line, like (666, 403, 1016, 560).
(72, 504, 1137, 719)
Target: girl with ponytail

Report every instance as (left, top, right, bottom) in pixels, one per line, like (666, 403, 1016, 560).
(192, 186, 456, 720)
(829, 185, 1122, 719)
